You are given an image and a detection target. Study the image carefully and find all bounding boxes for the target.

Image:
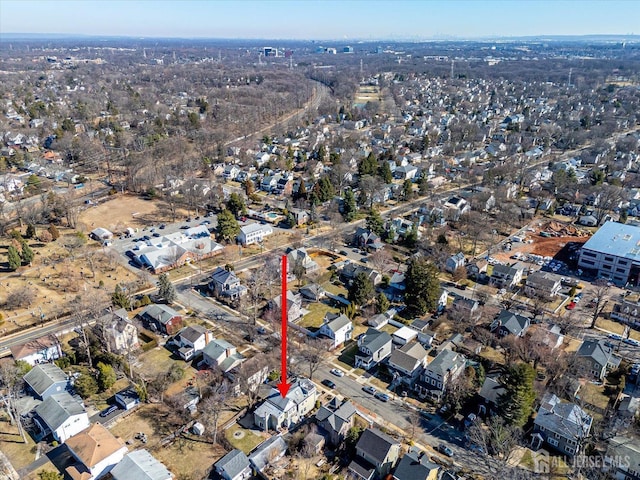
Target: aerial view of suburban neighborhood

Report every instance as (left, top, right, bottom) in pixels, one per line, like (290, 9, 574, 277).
(1, 3, 640, 480)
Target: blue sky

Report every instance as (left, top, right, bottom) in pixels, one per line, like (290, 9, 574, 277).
(0, 0, 638, 40)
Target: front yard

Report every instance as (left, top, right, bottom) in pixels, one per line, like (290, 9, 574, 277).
(225, 423, 267, 454)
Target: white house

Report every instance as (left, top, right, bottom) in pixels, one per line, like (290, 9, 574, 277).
(35, 392, 90, 443)
(237, 223, 273, 246)
(101, 309, 139, 355)
(201, 338, 244, 373)
(254, 378, 318, 431)
(317, 313, 353, 349)
(65, 423, 128, 480)
(10, 334, 62, 366)
(173, 324, 210, 361)
(392, 326, 418, 346)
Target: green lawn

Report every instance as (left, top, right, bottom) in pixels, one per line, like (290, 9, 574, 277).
(225, 424, 264, 454)
(579, 382, 611, 412)
(322, 281, 348, 297)
(298, 302, 338, 329)
(138, 345, 181, 377)
(380, 324, 398, 335)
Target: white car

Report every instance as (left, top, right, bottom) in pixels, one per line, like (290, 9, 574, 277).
(330, 368, 344, 377)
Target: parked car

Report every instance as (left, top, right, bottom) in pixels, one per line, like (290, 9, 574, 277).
(100, 405, 118, 417)
(624, 338, 640, 347)
(437, 444, 454, 457)
(362, 386, 377, 395)
(374, 392, 390, 402)
(330, 368, 344, 377)
(339, 250, 349, 256)
(608, 333, 623, 341)
(322, 379, 336, 389)
(566, 301, 576, 310)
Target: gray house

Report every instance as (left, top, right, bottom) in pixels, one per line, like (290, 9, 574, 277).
(576, 339, 622, 380)
(417, 349, 466, 401)
(248, 435, 287, 474)
(490, 310, 530, 337)
(209, 267, 247, 300)
(355, 328, 393, 370)
(445, 252, 466, 274)
(315, 398, 357, 446)
(23, 363, 68, 400)
(489, 264, 523, 290)
(388, 342, 428, 389)
(215, 449, 251, 480)
(532, 393, 593, 457)
(111, 449, 173, 480)
(348, 428, 401, 480)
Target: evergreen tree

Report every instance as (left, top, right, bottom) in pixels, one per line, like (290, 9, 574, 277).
(348, 271, 375, 306)
(376, 292, 390, 313)
(405, 258, 441, 316)
(404, 224, 418, 248)
(226, 192, 246, 217)
(74, 373, 99, 398)
(497, 363, 536, 427)
(403, 179, 414, 201)
(418, 171, 429, 196)
(97, 362, 117, 391)
(295, 179, 307, 201)
(20, 240, 34, 265)
(216, 208, 240, 243)
(25, 224, 36, 239)
(342, 189, 357, 222)
(7, 245, 21, 270)
(112, 284, 131, 310)
(366, 208, 385, 236)
(379, 161, 393, 183)
(157, 273, 177, 304)
(358, 152, 378, 176)
(317, 175, 335, 202)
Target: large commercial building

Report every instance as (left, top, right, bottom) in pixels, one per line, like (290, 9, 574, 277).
(578, 221, 640, 286)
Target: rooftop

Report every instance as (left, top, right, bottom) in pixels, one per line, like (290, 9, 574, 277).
(581, 221, 640, 259)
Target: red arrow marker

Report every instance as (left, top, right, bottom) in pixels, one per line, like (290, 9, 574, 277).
(277, 254, 291, 398)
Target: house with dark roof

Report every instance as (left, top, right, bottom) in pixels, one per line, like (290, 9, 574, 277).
(524, 271, 562, 299)
(201, 338, 244, 373)
(353, 227, 384, 251)
(270, 290, 303, 322)
(299, 283, 326, 302)
(34, 392, 90, 443)
(393, 450, 440, 480)
(489, 264, 524, 290)
(576, 339, 622, 380)
(348, 428, 401, 480)
(139, 304, 183, 335)
(173, 324, 210, 361)
(23, 363, 68, 400)
(10, 334, 62, 366)
(388, 342, 429, 389)
(531, 393, 593, 457)
(111, 449, 174, 480)
(367, 308, 397, 329)
(355, 328, 393, 370)
(318, 312, 353, 349)
(215, 449, 251, 480)
(209, 267, 247, 300)
(248, 435, 287, 474)
(417, 349, 466, 401)
(477, 376, 506, 417)
(65, 422, 128, 480)
(445, 253, 466, 274)
(490, 310, 530, 337)
(315, 398, 357, 445)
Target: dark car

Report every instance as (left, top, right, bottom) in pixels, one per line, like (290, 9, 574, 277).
(159, 224, 166, 229)
(374, 392, 390, 402)
(362, 385, 377, 395)
(125, 250, 136, 259)
(437, 444, 454, 457)
(99, 405, 118, 417)
(152, 232, 160, 237)
(322, 379, 336, 389)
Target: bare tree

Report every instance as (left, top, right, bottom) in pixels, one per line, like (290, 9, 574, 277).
(0, 362, 28, 443)
(200, 376, 231, 445)
(297, 337, 331, 380)
(368, 248, 394, 275)
(589, 278, 611, 329)
(466, 416, 525, 478)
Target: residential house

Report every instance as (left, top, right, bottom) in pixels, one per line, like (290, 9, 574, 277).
(388, 342, 429, 389)
(353, 227, 384, 251)
(315, 397, 357, 446)
(287, 247, 319, 274)
(532, 324, 565, 350)
(174, 386, 201, 412)
(248, 436, 288, 474)
(209, 267, 247, 300)
(237, 223, 273, 246)
(531, 393, 593, 457)
(611, 296, 640, 330)
(576, 339, 622, 380)
(393, 450, 440, 480)
(222, 164, 241, 181)
(449, 297, 480, 323)
(227, 354, 270, 396)
(65, 423, 128, 480)
(445, 252, 466, 274)
(604, 436, 640, 480)
(318, 313, 353, 349)
(355, 328, 393, 369)
(443, 196, 470, 221)
(387, 272, 405, 301)
(348, 428, 401, 480)
(214, 449, 251, 480)
(490, 310, 531, 337)
(477, 376, 506, 417)
(270, 290, 303, 322)
(201, 338, 244, 373)
(34, 392, 90, 443)
(340, 263, 383, 286)
(260, 174, 279, 192)
(254, 378, 318, 431)
(111, 449, 174, 480)
(10, 334, 62, 366)
(489, 264, 524, 290)
(289, 208, 310, 226)
(299, 283, 326, 302)
(23, 363, 68, 400)
(367, 308, 397, 329)
(139, 304, 183, 335)
(524, 271, 562, 299)
(417, 349, 466, 401)
(173, 324, 210, 361)
(114, 387, 140, 411)
(100, 309, 139, 355)
(394, 164, 418, 180)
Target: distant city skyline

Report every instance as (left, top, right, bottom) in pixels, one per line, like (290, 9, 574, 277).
(0, 0, 638, 41)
